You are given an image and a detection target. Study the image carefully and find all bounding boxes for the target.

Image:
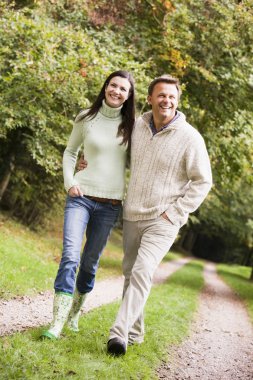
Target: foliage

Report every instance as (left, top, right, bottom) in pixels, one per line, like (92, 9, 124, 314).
(158, 1, 253, 261)
(74, 0, 253, 255)
(0, 0, 252, 262)
(0, 2, 150, 224)
(196, 176, 253, 263)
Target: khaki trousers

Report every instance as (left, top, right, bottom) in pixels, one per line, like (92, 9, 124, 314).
(109, 216, 179, 346)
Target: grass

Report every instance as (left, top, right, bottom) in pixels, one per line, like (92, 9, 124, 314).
(0, 215, 59, 299)
(0, 260, 204, 380)
(217, 263, 253, 323)
(0, 213, 125, 299)
(0, 213, 183, 299)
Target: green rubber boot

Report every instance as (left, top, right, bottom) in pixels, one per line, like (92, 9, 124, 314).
(41, 292, 73, 339)
(67, 289, 87, 332)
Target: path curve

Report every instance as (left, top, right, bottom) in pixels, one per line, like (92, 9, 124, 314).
(157, 262, 253, 380)
(0, 257, 190, 336)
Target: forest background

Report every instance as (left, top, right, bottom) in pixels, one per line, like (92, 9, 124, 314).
(0, 0, 252, 275)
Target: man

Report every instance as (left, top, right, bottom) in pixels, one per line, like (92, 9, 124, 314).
(107, 75, 212, 356)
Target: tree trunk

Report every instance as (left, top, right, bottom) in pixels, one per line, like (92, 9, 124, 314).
(249, 249, 253, 282)
(182, 229, 198, 252)
(246, 249, 253, 282)
(177, 227, 187, 249)
(250, 265, 253, 282)
(0, 153, 15, 202)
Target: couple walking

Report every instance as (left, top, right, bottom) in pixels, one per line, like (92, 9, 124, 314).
(41, 70, 212, 356)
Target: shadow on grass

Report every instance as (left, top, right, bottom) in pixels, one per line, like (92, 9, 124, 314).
(218, 269, 252, 283)
(163, 261, 204, 291)
(162, 251, 186, 262)
(99, 257, 122, 270)
(108, 228, 123, 248)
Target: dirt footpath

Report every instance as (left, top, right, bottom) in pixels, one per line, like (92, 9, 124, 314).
(157, 263, 253, 380)
(0, 257, 190, 336)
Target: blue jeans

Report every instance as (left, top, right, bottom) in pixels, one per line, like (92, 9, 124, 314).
(54, 195, 121, 295)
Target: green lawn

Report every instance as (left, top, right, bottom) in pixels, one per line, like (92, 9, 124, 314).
(217, 263, 253, 323)
(0, 261, 204, 380)
(0, 214, 125, 299)
(0, 215, 59, 299)
(0, 213, 182, 299)
(1, 220, 252, 379)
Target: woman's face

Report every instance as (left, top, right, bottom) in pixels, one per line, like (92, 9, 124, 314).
(105, 76, 131, 108)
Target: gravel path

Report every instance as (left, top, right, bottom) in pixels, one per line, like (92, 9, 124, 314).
(0, 257, 190, 336)
(157, 262, 253, 380)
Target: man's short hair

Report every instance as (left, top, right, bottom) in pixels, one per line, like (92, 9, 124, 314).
(148, 75, 181, 98)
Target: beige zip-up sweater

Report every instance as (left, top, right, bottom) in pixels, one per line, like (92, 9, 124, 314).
(123, 111, 212, 227)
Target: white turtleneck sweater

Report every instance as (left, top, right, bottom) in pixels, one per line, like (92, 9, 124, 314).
(63, 100, 127, 200)
(123, 111, 212, 227)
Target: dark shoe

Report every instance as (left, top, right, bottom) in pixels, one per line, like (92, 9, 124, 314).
(107, 337, 126, 356)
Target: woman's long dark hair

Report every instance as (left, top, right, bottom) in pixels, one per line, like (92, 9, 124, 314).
(78, 70, 135, 150)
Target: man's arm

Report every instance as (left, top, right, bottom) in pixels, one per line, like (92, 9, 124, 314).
(77, 154, 88, 171)
(165, 135, 212, 226)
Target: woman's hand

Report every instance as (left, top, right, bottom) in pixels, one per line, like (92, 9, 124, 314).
(161, 212, 173, 224)
(68, 185, 83, 197)
(77, 154, 88, 171)
(161, 212, 169, 220)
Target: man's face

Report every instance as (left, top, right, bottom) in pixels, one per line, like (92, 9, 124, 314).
(147, 82, 179, 124)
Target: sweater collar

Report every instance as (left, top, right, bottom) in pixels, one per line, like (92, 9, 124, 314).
(141, 110, 186, 130)
(99, 99, 123, 119)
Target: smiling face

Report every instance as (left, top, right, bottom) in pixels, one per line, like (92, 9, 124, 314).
(104, 76, 131, 108)
(147, 82, 179, 127)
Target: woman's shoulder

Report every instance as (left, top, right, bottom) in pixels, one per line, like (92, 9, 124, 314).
(74, 109, 90, 123)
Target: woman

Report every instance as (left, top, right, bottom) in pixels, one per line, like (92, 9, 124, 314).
(41, 70, 135, 339)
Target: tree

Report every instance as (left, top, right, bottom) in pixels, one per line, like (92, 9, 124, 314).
(1, 0, 252, 273)
(83, 0, 253, 268)
(0, 2, 150, 224)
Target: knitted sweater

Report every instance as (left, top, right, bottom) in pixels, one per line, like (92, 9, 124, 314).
(63, 100, 127, 200)
(123, 111, 212, 226)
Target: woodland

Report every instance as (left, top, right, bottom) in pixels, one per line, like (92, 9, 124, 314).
(0, 0, 252, 275)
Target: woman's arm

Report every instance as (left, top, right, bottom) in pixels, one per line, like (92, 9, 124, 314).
(63, 121, 84, 193)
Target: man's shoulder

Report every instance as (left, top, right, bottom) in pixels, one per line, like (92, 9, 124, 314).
(132, 112, 152, 134)
(169, 114, 205, 149)
(178, 117, 204, 140)
(180, 122, 207, 152)
(136, 111, 152, 125)
(183, 121, 200, 135)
